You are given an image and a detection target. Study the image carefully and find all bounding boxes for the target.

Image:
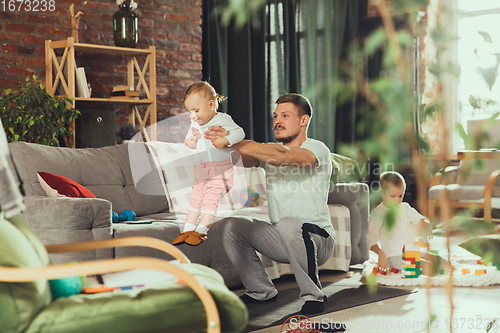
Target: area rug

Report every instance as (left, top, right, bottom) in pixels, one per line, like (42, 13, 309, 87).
(242, 283, 414, 332)
(362, 259, 500, 287)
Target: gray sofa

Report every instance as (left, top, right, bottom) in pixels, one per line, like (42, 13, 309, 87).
(9, 141, 369, 287)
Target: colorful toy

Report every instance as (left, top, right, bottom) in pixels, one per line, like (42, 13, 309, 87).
(112, 210, 136, 223)
(49, 276, 82, 300)
(239, 189, 259, 207)
(413, 238, 430, 249)
(49, 261, 86, 299)
(402, 244, 421, 278)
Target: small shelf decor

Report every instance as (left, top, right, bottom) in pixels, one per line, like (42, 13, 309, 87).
(45, 37, 157, 148)
(113, 0, 138, 48)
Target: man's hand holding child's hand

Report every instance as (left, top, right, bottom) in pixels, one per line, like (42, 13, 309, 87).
(212, 136, 230, 148)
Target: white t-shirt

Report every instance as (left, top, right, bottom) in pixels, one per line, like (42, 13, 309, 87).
(262, 138, 335, 240)
(367, 202, 425, 258)
(185, 112, 245, 162)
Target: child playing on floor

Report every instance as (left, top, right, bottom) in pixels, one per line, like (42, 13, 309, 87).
(172, 81, 245, 246)
(367, 171, 448, 276)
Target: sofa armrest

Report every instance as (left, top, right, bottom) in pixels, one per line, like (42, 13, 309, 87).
(328, 183, 369, 265)
(23, 196, 113, 264)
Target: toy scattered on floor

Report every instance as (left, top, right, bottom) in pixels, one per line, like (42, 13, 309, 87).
(112, 209, 136, 223)
(240, 189, 259, 207)
(461, 268, 487, 275)
(370, 265, 398, 275)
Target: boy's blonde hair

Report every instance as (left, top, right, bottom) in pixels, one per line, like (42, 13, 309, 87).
(379, 171, 406, 191)
(184, 81, 227, 110)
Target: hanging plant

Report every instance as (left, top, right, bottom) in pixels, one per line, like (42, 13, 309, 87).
(0, 75, 80, 147)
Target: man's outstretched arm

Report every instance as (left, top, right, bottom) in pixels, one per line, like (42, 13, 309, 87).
(206, 126, 317, 167)
(233, 140, 317, 167)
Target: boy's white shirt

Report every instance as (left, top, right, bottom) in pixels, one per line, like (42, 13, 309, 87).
(366, 202, 425, 258)
(185, 112, 245, 162)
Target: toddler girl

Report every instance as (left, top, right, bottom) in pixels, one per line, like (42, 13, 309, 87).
(172, 81, 245, 246)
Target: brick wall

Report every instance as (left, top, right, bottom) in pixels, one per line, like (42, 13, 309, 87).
(0, 0, 202, 130)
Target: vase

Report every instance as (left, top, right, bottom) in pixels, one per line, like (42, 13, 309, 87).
(113, 4, 138, 48)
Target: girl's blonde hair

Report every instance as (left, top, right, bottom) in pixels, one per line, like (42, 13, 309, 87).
(184, 81, 227, 110)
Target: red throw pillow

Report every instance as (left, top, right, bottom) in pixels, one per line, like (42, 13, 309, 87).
(37, 172, 96, 198)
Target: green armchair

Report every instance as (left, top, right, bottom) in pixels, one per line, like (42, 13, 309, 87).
(0, 213, 247, 333)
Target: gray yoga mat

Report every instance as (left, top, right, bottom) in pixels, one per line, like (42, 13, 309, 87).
(243, 283, 415, 332)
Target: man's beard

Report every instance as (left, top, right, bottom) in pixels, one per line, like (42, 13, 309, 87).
(276, 131, 299, 144)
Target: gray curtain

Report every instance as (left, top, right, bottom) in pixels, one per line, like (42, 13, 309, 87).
(267, 0, 363, 151)
(202, 0, 268, 142)
(202, 0, 366, 149)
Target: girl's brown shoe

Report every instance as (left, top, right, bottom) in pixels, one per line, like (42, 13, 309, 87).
(172, 232, 188, 245)
(185, 231, 207, 246)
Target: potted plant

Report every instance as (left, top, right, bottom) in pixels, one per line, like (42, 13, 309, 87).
(119, 123, 137, 143)
(0, 75, 80, 147)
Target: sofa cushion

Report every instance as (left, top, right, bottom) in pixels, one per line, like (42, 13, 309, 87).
(0, 213, 52, 333)
(37, 172, 96, 198)
(330, 153, 360, 184)
(457, 159, 500, 188)
(9, 142, 169, 217)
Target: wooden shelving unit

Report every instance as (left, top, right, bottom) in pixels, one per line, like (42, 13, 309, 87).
(45, 37, 157, 148)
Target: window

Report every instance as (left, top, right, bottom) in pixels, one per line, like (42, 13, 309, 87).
(457, 1, 500, 149)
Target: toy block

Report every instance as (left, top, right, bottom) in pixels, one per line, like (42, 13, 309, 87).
(239, 189, 259, 207)
(404, 267, 420, 273)
(402, 243, 422, 279)
(413, 238, 430, 248)
(406, 251, 421, 258)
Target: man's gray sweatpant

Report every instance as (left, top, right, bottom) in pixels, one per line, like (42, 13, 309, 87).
(221, 216, 335, 301)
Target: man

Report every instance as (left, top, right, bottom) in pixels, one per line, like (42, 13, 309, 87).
(206, 93, 334, 315)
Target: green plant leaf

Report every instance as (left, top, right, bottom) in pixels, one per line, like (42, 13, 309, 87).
(0, 76, 79, 146)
